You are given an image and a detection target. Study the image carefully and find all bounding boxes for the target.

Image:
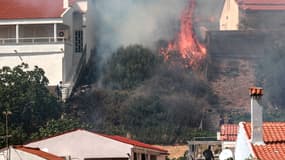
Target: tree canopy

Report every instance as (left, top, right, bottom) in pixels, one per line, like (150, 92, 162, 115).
(0, 63, 61, 145)
(68, 44, 217, 144)
(102, 45, 162, 89)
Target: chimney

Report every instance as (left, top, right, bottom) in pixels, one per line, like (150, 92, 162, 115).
(63, 0, 69, 9)
(249, 87, 264, 145)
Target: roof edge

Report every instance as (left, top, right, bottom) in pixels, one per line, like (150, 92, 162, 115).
(239, 122, 257, 158)
(25, 128, 168, 153)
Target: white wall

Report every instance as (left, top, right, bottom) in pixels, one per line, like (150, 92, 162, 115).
(222, 141, 236, 150)
(0, 147, 46, 160)
(219, 0, 239, 30)
(86, 0, 96, 63)
(0, 51, 63, 86)
(235, 123, 252, 160)
(0, 44, 64, 53)
(26, 130, 133, 160)
(62, 7, 84, 83)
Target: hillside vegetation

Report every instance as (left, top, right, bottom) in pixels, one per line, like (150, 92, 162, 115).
(2, 44, 285, 147)
(68, 45, 218, 144)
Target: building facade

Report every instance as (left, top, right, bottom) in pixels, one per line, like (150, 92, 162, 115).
(0, 146, 64, 160)
(220, 0, 285, 30)
(25, 129, 168, 160)
(235, 87, 285, 160)
(0, 0, 91, 101)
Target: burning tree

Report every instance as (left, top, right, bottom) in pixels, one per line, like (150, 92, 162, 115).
(160, 0, 206, 69)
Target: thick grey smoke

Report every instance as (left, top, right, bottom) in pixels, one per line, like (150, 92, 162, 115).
(89, 0, 188, 60)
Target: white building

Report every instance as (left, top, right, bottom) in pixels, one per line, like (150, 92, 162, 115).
(0, 146, 63, 160)
(220, 0, 285, 30)
(0, 0, 92, 101)
(25, 129, 168, 160)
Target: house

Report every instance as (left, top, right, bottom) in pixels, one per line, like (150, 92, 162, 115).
(0, 146, 64, 160)
(220, 0, 285, 30)
(236, 122, 285, 160)
(235, 87, 285, 160)
(0, 0, 92, 101)
(218, 124, 238, 151)
(25, 129, 168, 160)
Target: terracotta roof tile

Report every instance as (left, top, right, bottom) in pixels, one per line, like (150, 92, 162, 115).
(243, 122, 285, 143)
(220, 124, 239, 141)
(101, 135, 168, 153)
(15, 146, 64, 160)
(242, 122, 285, 160)
(238, 0, 285, 5)
(27, 129, 168, 154)
(237, 0, 285, 10)
(0, 0, 65, 19)
(252, 143, 285, 160)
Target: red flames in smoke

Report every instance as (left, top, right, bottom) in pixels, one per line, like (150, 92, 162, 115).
(161, 0, 206, 68)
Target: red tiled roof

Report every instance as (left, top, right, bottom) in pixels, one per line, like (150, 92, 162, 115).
(238, 0, 285, 5)
(253, 143, 285, 160)
(26, 129, 168, 154)
(220, 124, 239, 141)
(0, 0, 65, 19)
(15, 146, 64, 160)
(101, 135, 168, 153)
(242, 122, 285, 160)
(243, 122, 285, 142)
(237, 0, 285, 10)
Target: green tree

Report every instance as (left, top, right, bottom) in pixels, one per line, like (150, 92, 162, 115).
(31, 117, 91, 140)
(0, 63, 61, 145)
(67, 44, 218, 144)
(103, 45, 162, 89)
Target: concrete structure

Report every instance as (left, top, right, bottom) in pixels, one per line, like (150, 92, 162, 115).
(235, 122, 285, 160)
(220, 0, 239, 30)
(0, 146, 63, 160)
(187, 137, 221, 160)
(235, 87, 285, 160)
(25, 129, 168, 160)
(0, 0, 92, 101)
(220, 0, 285, 30)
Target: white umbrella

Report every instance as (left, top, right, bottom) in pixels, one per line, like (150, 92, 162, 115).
(219, 149, 233, 160)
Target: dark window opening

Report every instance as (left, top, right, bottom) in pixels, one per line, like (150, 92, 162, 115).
(141, 154, 146, 160)
(74, 30, 83, 53)
(150, 155, 156, 160)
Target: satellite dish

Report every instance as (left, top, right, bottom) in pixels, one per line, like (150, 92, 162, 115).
(219, 149, 233, 160)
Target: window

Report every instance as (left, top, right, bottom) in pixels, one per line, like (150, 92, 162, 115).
(150, 155, 156, 160)
(141, 154, 146, 160)
(134, 153, 137, 160)
(74, 30, 83, 53)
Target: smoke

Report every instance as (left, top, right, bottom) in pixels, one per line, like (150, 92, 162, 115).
(89, 0, 189, 61)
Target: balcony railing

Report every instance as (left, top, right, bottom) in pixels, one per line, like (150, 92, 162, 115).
(0, 37, 65, 45)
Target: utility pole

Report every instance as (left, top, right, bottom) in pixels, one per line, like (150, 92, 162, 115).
(3, 111, 12, 160)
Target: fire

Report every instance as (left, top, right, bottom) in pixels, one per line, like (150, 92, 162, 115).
(161, 0, 206, 68)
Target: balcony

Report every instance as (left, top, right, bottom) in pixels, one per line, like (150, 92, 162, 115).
(0, 37, 65, 45)
(0, 37, 65, 54)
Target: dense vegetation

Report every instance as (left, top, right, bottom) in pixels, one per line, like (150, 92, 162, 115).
(68, 45, 217, 144)
(2, 43, 285, 147)
(0, 45, 217, 147)
(0, 63, 61, 146)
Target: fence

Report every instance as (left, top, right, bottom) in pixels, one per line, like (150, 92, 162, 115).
(0, 37, 65, 45)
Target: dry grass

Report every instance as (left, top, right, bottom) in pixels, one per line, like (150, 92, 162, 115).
(154, 145, 188, 159)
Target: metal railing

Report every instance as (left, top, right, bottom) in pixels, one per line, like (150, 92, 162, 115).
(0, 37, 65, 45)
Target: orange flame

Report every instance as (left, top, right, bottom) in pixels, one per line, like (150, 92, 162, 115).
(161, 0, 206, 68)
